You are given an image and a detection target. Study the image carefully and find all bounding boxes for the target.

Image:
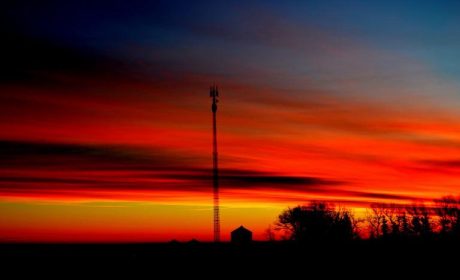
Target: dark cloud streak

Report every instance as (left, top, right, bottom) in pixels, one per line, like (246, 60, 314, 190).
(0, 140, 340, 192)
(0, 140, 419, 204)
(0, 140, 189, 171)
(418, 159, 460, 169)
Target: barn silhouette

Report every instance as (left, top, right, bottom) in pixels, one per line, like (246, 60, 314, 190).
(231, 226, 252, 244)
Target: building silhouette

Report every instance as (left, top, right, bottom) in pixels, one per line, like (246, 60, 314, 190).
(231, 226, 252, 244)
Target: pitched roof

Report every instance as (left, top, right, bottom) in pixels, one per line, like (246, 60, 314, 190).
(231, 225, 251, 234)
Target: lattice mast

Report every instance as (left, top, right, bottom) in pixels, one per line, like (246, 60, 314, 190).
(210, 85, 220, 242)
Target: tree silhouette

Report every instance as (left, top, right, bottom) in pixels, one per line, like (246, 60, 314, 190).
(277, 202, 355, 242)
(265, 225, 276, 241)
(434, 196, 460, 238)
(381, 215, 389, 238)
(400, 211, 410, 236)
(367, 204, 386, 238)
(407, 204, 433, 238)
(383, 205, 401, 238)
(276, 197, 460, 242)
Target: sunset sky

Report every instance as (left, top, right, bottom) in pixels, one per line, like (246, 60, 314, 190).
(1, 0, 460, 242)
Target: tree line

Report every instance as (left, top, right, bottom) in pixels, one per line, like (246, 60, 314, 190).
(274, 196, 460, 242)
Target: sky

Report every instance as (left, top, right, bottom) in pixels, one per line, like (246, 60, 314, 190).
(1, 0, 460, 242)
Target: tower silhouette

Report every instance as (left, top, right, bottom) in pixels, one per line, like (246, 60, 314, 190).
(210, 85, 220, 242)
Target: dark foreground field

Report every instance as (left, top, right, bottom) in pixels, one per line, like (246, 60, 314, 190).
(1, 241, 459, 277)
(1, 239, 459, 266)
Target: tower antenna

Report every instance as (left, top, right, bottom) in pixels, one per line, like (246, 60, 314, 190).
(210, 85, 220, 242)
